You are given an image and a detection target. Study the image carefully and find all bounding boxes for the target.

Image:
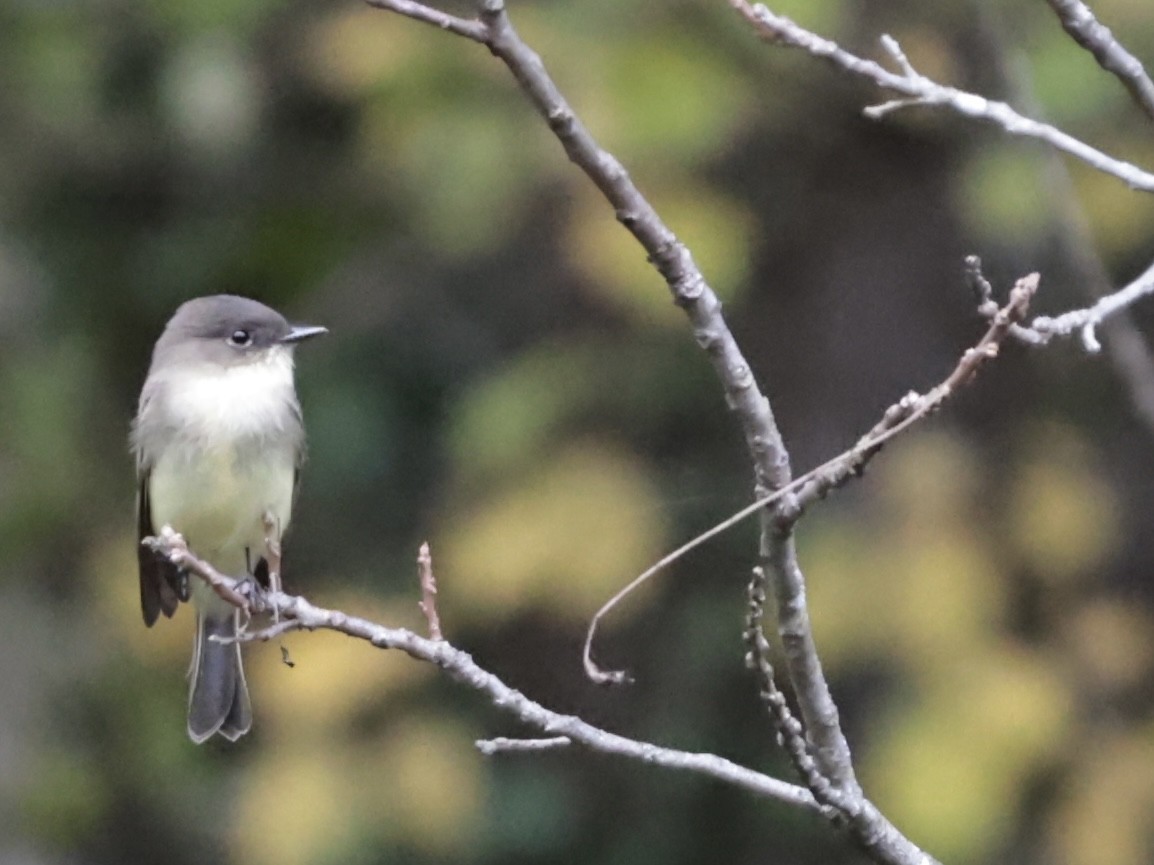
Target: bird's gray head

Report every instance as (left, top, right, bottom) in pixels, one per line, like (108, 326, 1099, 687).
(152, 295, 327, 369)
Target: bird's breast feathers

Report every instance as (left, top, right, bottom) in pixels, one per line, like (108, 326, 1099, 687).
(138, 347, 303, 560)
(156, 347, 301, 442)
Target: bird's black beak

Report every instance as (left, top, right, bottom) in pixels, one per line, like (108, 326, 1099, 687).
(281, 325, 328, 344)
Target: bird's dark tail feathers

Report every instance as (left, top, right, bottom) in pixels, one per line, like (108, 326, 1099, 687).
(188, 610, 252, 743)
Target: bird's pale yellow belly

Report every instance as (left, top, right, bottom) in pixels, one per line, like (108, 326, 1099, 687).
(149, 441, 296, 577)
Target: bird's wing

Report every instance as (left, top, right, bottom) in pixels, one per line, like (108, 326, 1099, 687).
(136, 463, 184, 627)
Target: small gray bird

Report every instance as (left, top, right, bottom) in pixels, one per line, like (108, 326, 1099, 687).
(132, 295, 326, 743)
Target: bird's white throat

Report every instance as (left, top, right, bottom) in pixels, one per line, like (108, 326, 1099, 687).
(158, 346, 299, 442)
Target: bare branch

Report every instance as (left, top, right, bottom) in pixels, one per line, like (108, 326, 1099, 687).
(966, 256, 1047, 347)
(142, 526, 252, 615)
(366, 0, 849, 794)
(1043, 0, 1154, 124)
(360, 4, 967, 857)
(262, 510, 283, 595)
(417, 541, 444, 641)
(970, 246, 1154, 356)
(481, 0, 850, 795)
(1026, 257, 1154, 351)
(141, 532, 819, 814)
(743, 567, 939, 865)
(744, 567, 855, 816)
(974, 23, 1154, 435)
(247, 618, 304, 642)
(362, 0, 486, 41)
(585, 271, 1038, 679)
(476, 736, 572, 754)
(743, 569, 941, 865)
(727, 1, 1154, 192)
(734, 1, 1154, 415)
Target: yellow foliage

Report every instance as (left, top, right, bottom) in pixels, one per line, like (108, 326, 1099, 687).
(806, 433, 1003, 670)
(875, 434, 982, 525)
(255, 594, 433, 739)
(363, 715, 485, 855)
(591, 33, 752, 166)
(567, 181, 751, 327)
(447, 342, 600, 483)
(1063, 598, 1154, 691)
(1027, 25, 1128, 127)
(866, 646, 1072, 862)
(20, 749, 107, 848)
(1007, 424, 1117, 585)
(513, 11, 754, 167)
(233, 716, 484, 864)
(306, 7, 423, 95)
(805, 521, 889, 664)
(1048, 727, 1154, 865)
(808, 518, 1004, 668)
(87, 531, 189, 664)
(1072, 143, 1154, 259)
(891, 531, 1005, 669)
(439, 441, 665, 622)
(956, 146, 1052, 248)
(368, 98, 542, 257)
(232, 741, 363, 865)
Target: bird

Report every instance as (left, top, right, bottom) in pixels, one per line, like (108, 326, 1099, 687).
(131, 295, 326, 742)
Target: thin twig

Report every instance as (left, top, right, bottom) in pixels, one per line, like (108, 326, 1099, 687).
(368, 0, 846, 788)
(584, 271, 1039, 681)
(476, 736, 572, 754)
(727, 1, 1154, 192)
(262, 510, 283, 595)
(745, 568, 856, 818)
(141, 532, 819, 813)
(1028, 257, 1154, 352)
(482, 0, 853, 796)
(363, 4, 951, 856)
(744, 567, 938, 862)
(248, 618, 305, 642)
(363, 0, 486, 41)
(733, 1, 1154, 400)
(991, 17, 1154, 434)
(417, 541, 443, 641)
(969, 249, 1154, 357)
(966, 256, 1046, 346)
(1043, 0, 1154, 124)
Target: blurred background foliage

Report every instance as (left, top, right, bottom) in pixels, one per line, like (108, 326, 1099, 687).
(2, 0, 1154, 862)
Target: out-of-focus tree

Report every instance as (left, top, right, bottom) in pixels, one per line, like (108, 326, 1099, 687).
(2, 1, 1154, 864)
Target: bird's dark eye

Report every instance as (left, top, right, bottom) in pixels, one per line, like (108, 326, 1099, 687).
(228, 329, 253, 347)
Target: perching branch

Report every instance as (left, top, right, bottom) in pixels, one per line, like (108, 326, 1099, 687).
(727, 1, 1154, 193)
(141, 531, 820, 815)
(363, 0, 485, 41)
(143, 527, 252, 616)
